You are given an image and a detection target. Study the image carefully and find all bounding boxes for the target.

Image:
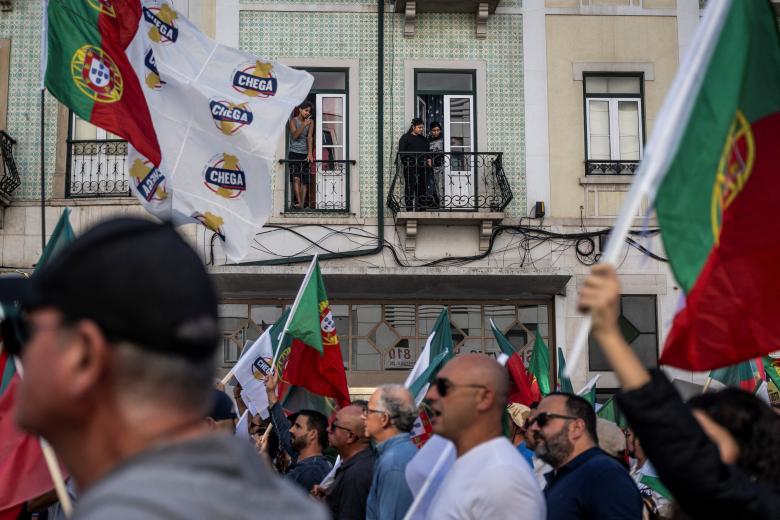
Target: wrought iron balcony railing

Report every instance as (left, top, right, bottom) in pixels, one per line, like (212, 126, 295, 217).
(0, 131, 20, 198)
(585, 160, 640, 176)
(67, 139, 130, 197)
(280, 159, 353, 213)
(388, 152, 512, 214)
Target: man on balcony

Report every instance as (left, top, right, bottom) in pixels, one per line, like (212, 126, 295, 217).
(398, 118, 430, 211)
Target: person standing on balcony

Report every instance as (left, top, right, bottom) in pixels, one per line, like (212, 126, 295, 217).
(398, 118, 429, 211)
(288, 100, 314, 210)
(426, 121, 444, 209)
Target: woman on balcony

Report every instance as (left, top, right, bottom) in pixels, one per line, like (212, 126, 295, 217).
(398, 118, 430, 211)
(288, 100, 314, 210)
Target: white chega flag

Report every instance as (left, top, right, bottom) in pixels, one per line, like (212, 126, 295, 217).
(232, 326, 275, 416)
(124, 0, 313, 262)
(235, 409, 251, 441)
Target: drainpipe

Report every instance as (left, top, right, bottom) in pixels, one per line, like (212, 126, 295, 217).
(239, 0, 386, 266)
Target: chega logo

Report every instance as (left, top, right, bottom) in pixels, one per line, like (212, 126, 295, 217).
(70, 45, 123, 103)
(192, 212, 225, 241)
(144, 49, 166, 90)
(129, 158, 167, 202)
(251, 356, 273, 381)
(203, 153, 246, 199)
(87, 0, 116, 17)
(232, 61, 277, 98)
(143, 3, 178, 44)
(209, 98, 253, 136)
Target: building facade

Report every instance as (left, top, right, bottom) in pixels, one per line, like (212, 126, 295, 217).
(0, 0, 737, 397)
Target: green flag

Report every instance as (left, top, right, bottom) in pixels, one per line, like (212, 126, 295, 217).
(36, 208, 75, 271)
(597, 397, 629, 429)
(529, 331, 551, 397)
(557, 347, 574, 393)
(709, 359, 758, 392)
(762, 356, 780, 390)
(405, 308, 453, 404)
(639, 474, 674, 502)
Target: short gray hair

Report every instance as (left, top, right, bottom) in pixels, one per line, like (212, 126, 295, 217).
(112, 342, 215, 413)
(377, 384, 417, 432)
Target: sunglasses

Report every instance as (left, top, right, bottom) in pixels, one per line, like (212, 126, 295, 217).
(434, 377, 487, 398)
(525, 412, 579, 429)
(329, 421, 353, 435)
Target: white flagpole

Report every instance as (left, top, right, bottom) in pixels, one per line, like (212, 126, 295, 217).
(564, 0, 734, 379)
(271, 254, 319, 371)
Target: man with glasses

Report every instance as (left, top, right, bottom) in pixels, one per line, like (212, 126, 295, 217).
(0, 218, 327, 520)
(312, 404, 375, 519)
(527, 393, 641, 519)
(363, 384, 418, 520)
(524, 408, 553, 489)
(426, 354, 545, 519)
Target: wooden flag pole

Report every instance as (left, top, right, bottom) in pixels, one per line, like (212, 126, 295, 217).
(702, 376, 713, 393)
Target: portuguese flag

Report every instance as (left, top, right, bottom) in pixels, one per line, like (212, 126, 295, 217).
(656, 0, 780, 370)
(44, 0, 161, 165)
(490, 319, 535, 405)
(708, 359, 759, 392)
(277, 258, 350, 408)
(528, 331, 551, 399)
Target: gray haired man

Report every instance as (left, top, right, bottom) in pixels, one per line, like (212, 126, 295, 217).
(363, 384, 419, 520)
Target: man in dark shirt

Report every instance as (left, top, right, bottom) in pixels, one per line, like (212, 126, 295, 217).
(527, 392, 642, 520)
(265, 373, 332, 492)
(312, 404, 375, 519)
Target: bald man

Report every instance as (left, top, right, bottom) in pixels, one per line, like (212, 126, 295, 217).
(364, 384, 418, 520)
(313, 404, 375, 519)
(426, 354, 546, 519)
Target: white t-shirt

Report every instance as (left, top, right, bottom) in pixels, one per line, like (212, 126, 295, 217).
(427, 437, 546, 520)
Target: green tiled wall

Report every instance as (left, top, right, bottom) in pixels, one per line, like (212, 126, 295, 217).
(240, 9, 525, 217)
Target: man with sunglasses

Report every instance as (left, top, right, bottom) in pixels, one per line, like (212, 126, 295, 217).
(312, 404, 375, 519)
(426, 354, 545, 519)
(528, 392, 641, 519)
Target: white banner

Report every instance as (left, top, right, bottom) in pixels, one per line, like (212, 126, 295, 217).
(125, 0, 313, 262)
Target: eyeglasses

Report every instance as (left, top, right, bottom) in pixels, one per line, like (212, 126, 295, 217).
(328, 421, 353, 435)
(434, 377, 487, 398)
(361, 406, 387, 417)
(526, 412, 579, 429)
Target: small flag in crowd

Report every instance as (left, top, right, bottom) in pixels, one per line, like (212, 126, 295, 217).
(596, 396, 629, 429)
(410, 405, 434, 448)
(405, 309, 453, 406)
(277, 258, 350, 408)
(655, 0, 780, 370)
(235, 410, 251, 441)
(708, 359, 759, 392)
(557, 347, 574, 394)
(577, 374, 601, 406)
(529, 332, 551, 399)
(44, 0, 313, 262)
(490, 319, 535, 406)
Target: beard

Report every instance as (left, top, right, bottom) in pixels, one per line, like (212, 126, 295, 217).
(534, 426, 574, 468)
(291, 434, 307, 452)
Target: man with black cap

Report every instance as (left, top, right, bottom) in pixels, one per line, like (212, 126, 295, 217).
(205, 388, 237, 434)
(0, 218, 327, 520)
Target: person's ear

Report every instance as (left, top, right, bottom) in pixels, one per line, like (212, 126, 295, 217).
(475, 387, 494, 413)
(66, 320, 111, 401)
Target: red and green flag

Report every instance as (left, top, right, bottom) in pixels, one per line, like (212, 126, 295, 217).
(557, 347, 574, 394)
(490, 319, 535, 405)
(0, 210, 75, 517)
(596, 396, 629, 430)
(277, 258, 350, 408)
(655, 0, 780, 370)
(762, 356, 780, 390)
(44, 0, 161, 165)
(709, 359, 759, 392)
(529, 331, 551, 399)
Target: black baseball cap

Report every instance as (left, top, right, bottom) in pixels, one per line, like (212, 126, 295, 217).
(0, 218, 219, 361)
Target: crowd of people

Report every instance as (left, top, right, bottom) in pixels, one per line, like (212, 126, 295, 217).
(4, 219, 780, 520)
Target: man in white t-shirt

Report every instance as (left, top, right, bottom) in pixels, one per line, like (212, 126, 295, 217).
(425, 354, 546, 519)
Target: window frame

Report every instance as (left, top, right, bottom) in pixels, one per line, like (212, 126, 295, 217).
(588, 293, 659, 372)
(582, 72, 646, 166)
(413, 68, 478, 151)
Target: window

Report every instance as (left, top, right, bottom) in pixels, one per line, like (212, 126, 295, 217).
(67, 113, 129, 197)
(589, 294, 658, 370)
(414, 70, 476, 208)
(584, 74, 644, 175)
(218, 301, 552, 373)
(285, 68, 349, 212)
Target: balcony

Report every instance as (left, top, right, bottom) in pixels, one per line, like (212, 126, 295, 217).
(280, 159, 353, 214)
(394, 0, 502, 39)
(0, 130, 20, 203)
(388, 151, 512, 252)
(67, 139, 130, 197)
(585, 160, 639, 176)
